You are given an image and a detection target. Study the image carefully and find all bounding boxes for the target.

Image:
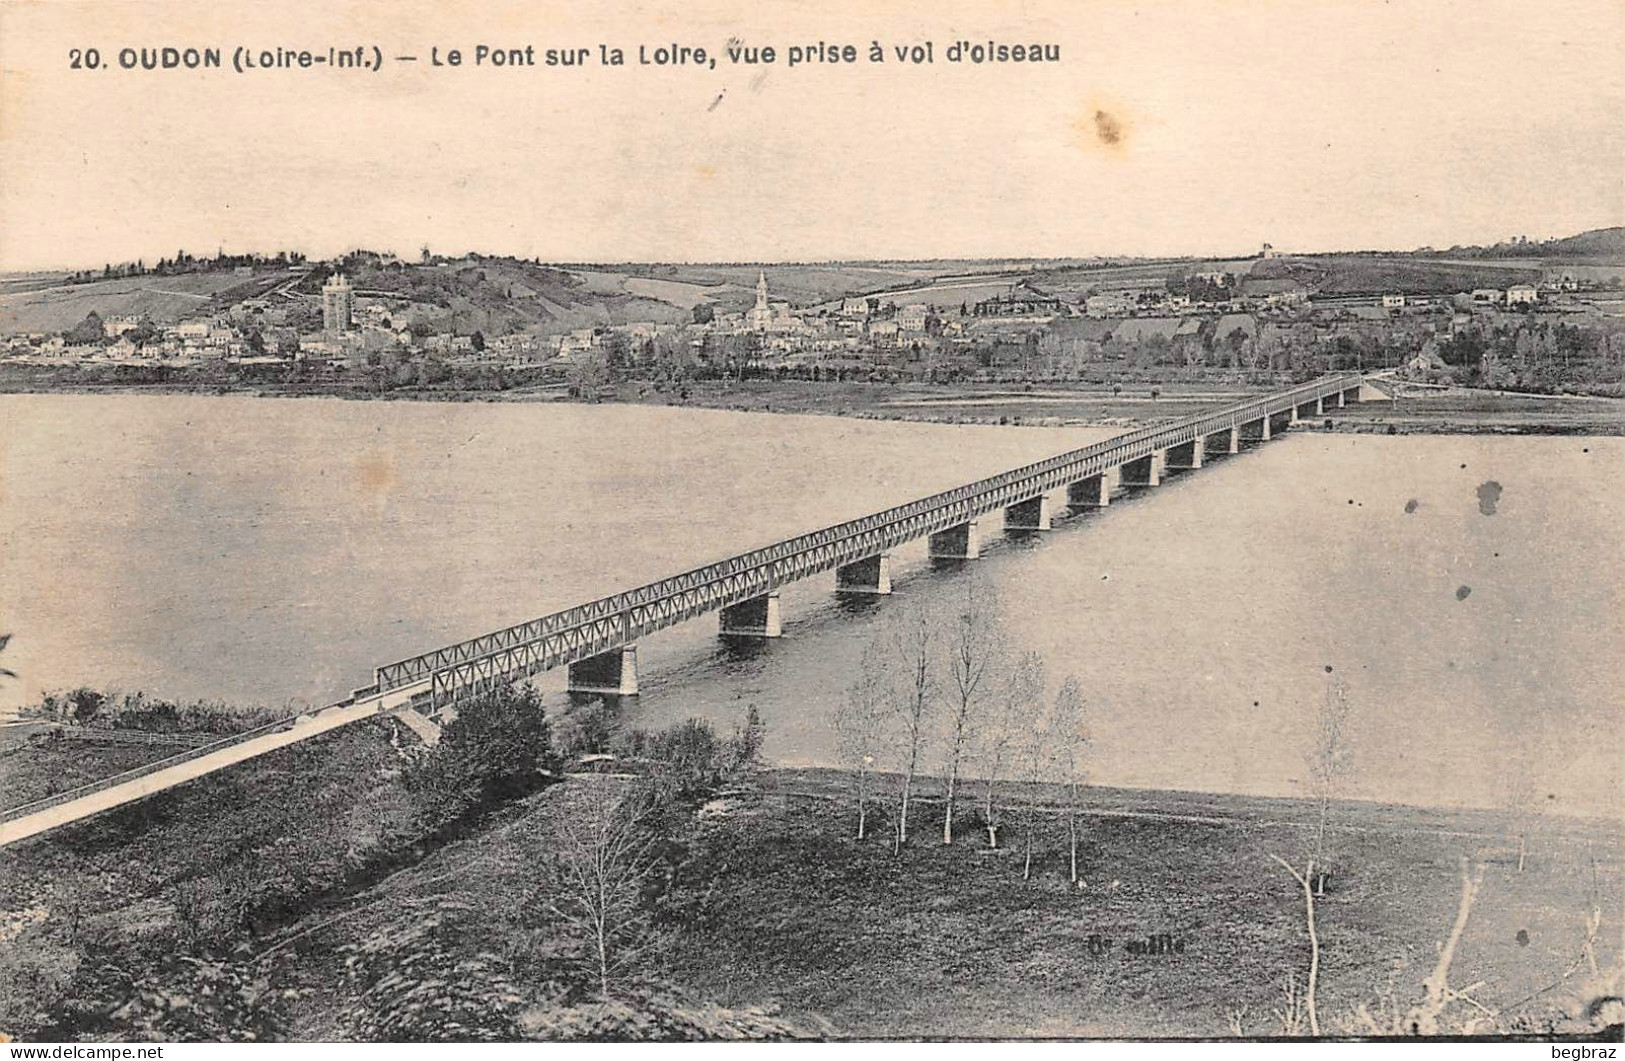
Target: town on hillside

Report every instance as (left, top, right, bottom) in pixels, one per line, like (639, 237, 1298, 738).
(2, 233, 1622, 397)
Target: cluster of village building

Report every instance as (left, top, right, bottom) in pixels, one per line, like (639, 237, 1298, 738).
(3, 257, 1619, 385)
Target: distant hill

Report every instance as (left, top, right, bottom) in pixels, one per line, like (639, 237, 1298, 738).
(1541, 226, 1624, 259)
(1295, 256, 1544, 294)
(4, 228, 1617, 336)
(307, 257, 697, 335)
(1419, 226, 1623, 263)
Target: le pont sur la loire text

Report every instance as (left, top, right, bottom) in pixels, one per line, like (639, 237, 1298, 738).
(420, 40, 1062, 68)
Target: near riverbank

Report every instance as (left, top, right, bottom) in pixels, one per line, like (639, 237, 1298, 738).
(1, 723, 1619, 1040)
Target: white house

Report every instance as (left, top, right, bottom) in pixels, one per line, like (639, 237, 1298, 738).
(868, 320, 901, 344)
(103, 315, 142, 338)
(1085, 292, 1136, 318)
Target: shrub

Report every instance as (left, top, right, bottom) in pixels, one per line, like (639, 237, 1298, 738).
(32, 688, 283, 734)
(38, 688, 106, 725)
(336, 916, 527, 1041)
(614, 708, 767, 802)
(646, 719, 724, 800)
(727, 705, 766, 775)
(552, 699, 614, 760)
(406, 683, 555, 826)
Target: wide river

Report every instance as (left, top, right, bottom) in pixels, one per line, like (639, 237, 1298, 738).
(2, 394, 1619, 816)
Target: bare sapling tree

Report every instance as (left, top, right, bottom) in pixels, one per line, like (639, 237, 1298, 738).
(1049, 675, 1090, 883)
(1499, 749, 1541, 873)
(546, 776, 662, 1000)
(1498, 856, 1618, 1031)
(1274, 973, 1311, 1036)
(1269, 853, 1323, 1036)
(884, 601, 937, 853)
(1336, 855, 1619, 1035)
(980, 650, 1045, 848)
(939, 579, 1008, 844)
(1013, 694, 1052, 880)
(1306, 670, 1354, 895)
(1409, 857, 1489, 1035)
(832, 641, 893, 841)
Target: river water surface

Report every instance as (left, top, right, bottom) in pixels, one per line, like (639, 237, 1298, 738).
(1, 394, 1618, 816)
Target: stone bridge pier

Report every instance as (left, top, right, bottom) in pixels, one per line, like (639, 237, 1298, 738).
(929, 520, 982, 560)
(1166, 436, 1205, 471)
(1067, 469, 1115, 508)
(567, 645, 639, 696)
(720, 592, 782, 637)
(836, 553, 893, 595)
(1120, 449, 1167, 488)
(1005, 494, 1053, 531)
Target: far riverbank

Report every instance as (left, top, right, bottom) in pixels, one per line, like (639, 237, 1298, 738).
(4, 369, 1621, 434)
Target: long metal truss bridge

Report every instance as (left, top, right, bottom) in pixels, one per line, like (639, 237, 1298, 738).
(0, 373, 1373, 847)
(369, 373, 1369, 708)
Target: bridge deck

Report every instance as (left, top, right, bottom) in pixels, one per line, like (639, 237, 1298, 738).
(376, 374, 1363, 705)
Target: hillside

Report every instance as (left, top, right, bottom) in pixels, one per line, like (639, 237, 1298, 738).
(1425, 227, 1625, 263)
(0, 272, 283, 334)
(3, 721, 1619, 1040)
(1285, 256, 1545, 294)
(1542, 227, 1625, 260)
(4, 225, 1618, 337)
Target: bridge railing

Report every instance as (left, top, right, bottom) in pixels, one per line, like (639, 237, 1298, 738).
(376, 375, 1362, 697)
(0, 713, 306, 826)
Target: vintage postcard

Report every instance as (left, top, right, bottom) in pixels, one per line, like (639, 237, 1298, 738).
(0, 0, 1621, 1047)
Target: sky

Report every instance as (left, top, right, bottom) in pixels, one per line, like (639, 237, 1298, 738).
(1, 0, 1622, 271)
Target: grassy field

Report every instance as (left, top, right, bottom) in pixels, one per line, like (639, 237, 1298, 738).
(1298, 256, 1544, 295)
(0, 722, 402, 899)
(660, 772, 1621, 1037)
(0, 740, 178, 811)
(2, 724, 1618, 1040)
(1326, 389, 1625, 435)
(605, 264, 954, 306)
(247, 767, 1621, 1039)
(0, 273, 276, 333)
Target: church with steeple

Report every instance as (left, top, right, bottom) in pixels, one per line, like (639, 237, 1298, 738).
(749, 269, 774, 331)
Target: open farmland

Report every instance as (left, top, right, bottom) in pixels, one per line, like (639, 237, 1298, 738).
(868, 280, 1021, 308)
(627, 263, 955, 305)
(0, 273, 278, 333)
(0, 272, 77, 297)
(567, 268, 740, 310)
(1293, 256, 1544, 294)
